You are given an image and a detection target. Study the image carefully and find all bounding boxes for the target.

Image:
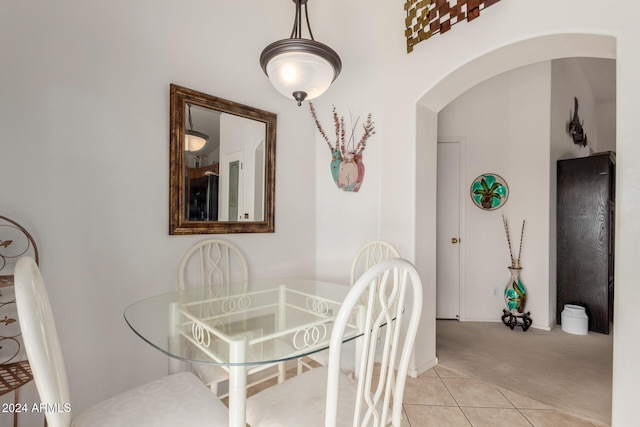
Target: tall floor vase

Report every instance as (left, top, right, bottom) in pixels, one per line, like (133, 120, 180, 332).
(504, 266, 526, 313)
(501, 266, 532, 331)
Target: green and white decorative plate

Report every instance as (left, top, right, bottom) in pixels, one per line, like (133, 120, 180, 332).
(470, 173, 509, 210)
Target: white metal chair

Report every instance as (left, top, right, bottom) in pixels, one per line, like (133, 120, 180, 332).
(178, 238, 249, 293)
(247, 257, 423, 427)
(177, 238, 284, 397)
(349, 241, 401, 290)
(14, 256, 229, 427)
(299, 241, 400, 375)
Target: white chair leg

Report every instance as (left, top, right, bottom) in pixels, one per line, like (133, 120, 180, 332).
(278, 362, 286, 383)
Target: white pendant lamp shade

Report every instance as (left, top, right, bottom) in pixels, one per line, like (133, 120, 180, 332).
(260, 0, 341, 106)
(185, 131, 208, 152)
(263, 48, 337, 103)
(185, 104, 209, 152)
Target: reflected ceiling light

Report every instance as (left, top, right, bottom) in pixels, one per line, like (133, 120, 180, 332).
(260, 0, 342, 106)
(185, 104, 209, 152)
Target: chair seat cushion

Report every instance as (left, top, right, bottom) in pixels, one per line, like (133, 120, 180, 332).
(72, 372, 228, 427)
(193, 363, 229, 388)
(246, 367, 357, 427)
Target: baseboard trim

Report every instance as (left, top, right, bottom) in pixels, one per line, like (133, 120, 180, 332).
(452, 317, 553, 331)
(409, 356, 438, 378)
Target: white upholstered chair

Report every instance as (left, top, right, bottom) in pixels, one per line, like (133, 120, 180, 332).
(177, 238, 284, 397)
(247, 257, 423, 427)
(14, 256, 229, 427)
(299, 241, 401, 375)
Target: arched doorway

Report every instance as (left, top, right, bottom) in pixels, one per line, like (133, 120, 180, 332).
(415, 33, 616, 424)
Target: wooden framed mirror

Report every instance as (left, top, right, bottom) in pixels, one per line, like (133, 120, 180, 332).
(169, 84, 276, 234)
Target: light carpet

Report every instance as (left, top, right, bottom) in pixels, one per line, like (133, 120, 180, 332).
(436, 319, 613, 426)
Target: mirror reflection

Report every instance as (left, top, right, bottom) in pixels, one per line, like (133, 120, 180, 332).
(170, 84, 276, 234)
(184, 104, 266, 222)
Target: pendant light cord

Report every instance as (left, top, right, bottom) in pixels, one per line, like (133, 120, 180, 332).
(304, 2, 314, 40)
(187, 104, 194, 130)
(289, 0, 314, 41)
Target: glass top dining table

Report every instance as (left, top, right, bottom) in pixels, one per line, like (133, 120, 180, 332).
(124, 278, 361, 427)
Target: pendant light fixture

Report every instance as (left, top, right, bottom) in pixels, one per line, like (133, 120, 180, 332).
(260, 0, 342, 106)
(185, 103, 209, 152)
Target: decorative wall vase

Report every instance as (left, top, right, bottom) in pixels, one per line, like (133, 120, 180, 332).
(330, 150, 342, 186)
(337, 152, 365, 192)
(504, 267, 526, 313)
(471, 174, 508, 210)
(355, 153, 365, 190)
(310, 103, 375, 193)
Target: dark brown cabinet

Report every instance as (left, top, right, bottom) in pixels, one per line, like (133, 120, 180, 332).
(557, 152, 615, 334)
(185, 164, 219, 221)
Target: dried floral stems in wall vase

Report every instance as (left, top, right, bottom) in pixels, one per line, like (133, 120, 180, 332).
(310, 102, 375, 192)
(501, 214, 532, 331)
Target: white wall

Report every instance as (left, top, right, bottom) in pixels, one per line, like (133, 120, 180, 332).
(0, 1, 319, 424)
(550, 58, 595, 162)
(438, 62, 552, 328)
(597, 101, 617, 153)
(415, 105, 439, 373)
(312, 1, 388, 286)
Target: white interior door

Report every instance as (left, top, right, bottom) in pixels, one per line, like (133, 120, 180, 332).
(221, 149, 245, 221)
(436, 142, 461, 319)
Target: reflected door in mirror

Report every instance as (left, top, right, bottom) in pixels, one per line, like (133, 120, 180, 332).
(228, 160, 240, 221)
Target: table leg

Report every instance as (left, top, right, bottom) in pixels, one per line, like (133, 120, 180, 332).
(228, 340, 247, 427)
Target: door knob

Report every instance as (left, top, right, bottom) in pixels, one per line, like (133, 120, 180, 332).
(451, 237, 459, 244)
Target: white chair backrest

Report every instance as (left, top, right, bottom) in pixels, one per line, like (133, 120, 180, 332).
(14, 257, 72, 427)
(178, 239, 248, 293)
(326, 258, 423, 427)
(349, 241, 400, 286)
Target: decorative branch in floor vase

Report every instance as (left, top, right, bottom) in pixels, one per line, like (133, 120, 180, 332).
(502, 214, 525, 268)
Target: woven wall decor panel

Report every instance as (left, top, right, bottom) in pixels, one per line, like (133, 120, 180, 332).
(405, 0, 502, 53)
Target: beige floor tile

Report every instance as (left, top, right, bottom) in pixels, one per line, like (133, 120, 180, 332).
(461, 407, 532, 427)
(498, 387, 554, 410)
(404, 404, 472, 427)
(442, 378, 514, 408)
(401, 406, 411, 427)
(435, 364, 469, 378)
(219, 359, 603, 427)
(421, 367, 439, 377)
(520, 409, 595, 426)
(591, 420, 611, 427)
(403, 376, 458, 406)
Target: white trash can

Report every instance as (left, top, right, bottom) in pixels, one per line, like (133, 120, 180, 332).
(561, 304, 588, 335)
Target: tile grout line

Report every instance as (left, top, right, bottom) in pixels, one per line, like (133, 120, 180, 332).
(436, 368, 474, 426)
(440, 366, 605, 426)
(495, 386, 535, 427)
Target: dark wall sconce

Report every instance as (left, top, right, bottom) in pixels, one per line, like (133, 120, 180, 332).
(567, 97, 588, 147)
